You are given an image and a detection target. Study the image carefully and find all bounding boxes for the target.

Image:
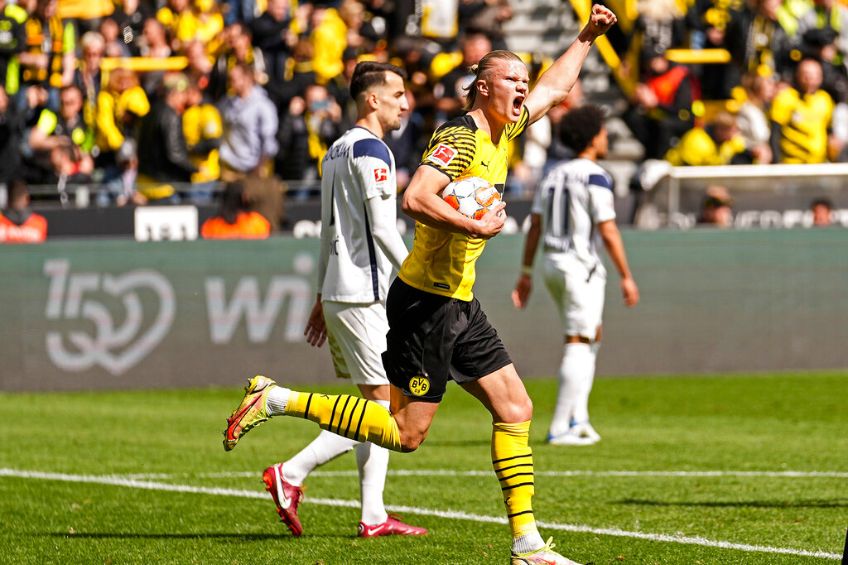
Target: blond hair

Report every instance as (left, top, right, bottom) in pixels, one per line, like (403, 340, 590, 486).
(463, 50, 523, 111)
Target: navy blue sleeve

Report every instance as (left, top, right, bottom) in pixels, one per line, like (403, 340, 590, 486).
(588, 173, 613, 191)
(352, 138, 392, 166)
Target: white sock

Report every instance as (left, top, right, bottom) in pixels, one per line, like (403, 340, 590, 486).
(266, 386, 291, 416)
(356, 399, 390, 526)
(572, 342, 598, 424)
(512, 528, 545, 554)
(283, 430, 357, 486)
(549, 342, 595, 437)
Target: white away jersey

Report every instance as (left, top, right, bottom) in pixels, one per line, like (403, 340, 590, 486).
(319, 126, 397, 302)
(531, 158, 616, 270)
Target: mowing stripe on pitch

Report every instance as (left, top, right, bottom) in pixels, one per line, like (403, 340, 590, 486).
(0, 468, 840, 561)
(123, 469, 848, 480)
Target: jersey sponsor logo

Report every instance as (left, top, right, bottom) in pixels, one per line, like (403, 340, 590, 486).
(373, 167, 388, 183)
(429, 144, 457, 167)
(409, 376, 430, 396)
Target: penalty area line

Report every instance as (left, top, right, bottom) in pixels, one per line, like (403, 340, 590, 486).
(0, 468, 840, 561)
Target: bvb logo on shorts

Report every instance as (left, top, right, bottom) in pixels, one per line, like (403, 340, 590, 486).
(409, 376, 430, 396)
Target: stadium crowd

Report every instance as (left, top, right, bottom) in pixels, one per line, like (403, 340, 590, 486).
(0, 0, 520, 210)
(623, 0, 848, 165)
(0, 0, 846, 238)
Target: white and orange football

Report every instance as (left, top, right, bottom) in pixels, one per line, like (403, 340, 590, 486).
(441, 177, 502, 220)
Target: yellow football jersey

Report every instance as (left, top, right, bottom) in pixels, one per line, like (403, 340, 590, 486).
(770, 87, 833, 164)
(398, 106, 529, 301)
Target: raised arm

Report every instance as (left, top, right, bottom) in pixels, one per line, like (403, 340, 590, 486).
(523, 5, 617, 125)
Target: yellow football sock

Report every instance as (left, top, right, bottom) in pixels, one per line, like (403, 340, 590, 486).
(284, 391, 403, 452)
(492, 420, 537, 538)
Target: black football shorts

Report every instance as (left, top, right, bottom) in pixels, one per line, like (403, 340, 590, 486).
(381, 278, 512, 402)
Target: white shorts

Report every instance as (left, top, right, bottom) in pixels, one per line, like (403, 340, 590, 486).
(322, 300, 390, 386)
(542, 256, 606, 340)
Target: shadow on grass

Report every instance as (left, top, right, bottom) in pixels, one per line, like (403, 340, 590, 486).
(38, 532, 352, 541)
(617, 498, 848, 509)
(417, 439, 490, 448)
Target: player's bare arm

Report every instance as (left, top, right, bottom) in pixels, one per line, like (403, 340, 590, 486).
(524, 4, 617, 125)
(402, 165, 506, 238)
(512, 212, 542, 309)
(304, 295, 327, 347)
(597, 220, 639, 307)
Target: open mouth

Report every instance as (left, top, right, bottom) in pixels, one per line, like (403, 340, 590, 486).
(512, 96, 525, 114)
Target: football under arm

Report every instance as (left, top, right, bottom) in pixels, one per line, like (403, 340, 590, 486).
(402, 165, 503, 237)
(365, 193, 408, 272)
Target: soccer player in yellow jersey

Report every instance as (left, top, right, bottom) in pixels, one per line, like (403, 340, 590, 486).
(224, 6, 617, 563)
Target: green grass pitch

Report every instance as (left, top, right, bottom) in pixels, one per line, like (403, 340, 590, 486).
(1, 372, 846, 564)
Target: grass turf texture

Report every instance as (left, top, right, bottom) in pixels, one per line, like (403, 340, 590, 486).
(1, 372, 845, 564)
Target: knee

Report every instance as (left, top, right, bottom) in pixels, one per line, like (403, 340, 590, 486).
(398, 430, 427, 453)
(501, 395, 533, 423)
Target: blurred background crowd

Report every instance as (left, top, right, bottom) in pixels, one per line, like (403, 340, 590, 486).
(0, 0, 847, 239)
(619, 0, 848, 167)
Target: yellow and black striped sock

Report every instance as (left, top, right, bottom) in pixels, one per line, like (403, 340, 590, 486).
(492, 420, 537, 538)
(284, 391, 403, 452)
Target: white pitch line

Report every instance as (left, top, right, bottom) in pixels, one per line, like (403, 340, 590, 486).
(0, 468, 840, 561)
(121, 469, 848, 480)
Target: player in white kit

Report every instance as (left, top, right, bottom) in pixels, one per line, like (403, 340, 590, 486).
(512, 105, 639, 446)
(262, 62, 426, 538)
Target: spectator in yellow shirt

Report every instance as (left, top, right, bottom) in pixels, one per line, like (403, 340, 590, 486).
(770, 58, 834, 163)
(95, 68, 149, 204)
(156, 0, 189, 43)
(311, 5, 347, 84)
(96, 68, 150, 154)
(208, 22, 257, 100)
(21, 0, 76, 89)
(665, 112, 749, 166)
(183, 80, 223, 204)
(174, 0, 225, 53)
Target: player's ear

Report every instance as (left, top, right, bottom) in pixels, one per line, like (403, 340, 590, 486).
(476, 78, 489, 97)
(367, 91, 379, 110)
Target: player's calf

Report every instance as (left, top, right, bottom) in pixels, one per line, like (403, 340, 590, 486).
(222, 376, 405, 452)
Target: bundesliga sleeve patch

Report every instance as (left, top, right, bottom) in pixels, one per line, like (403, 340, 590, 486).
(428, 144, 457, 167)
(373, 168, 388, 183)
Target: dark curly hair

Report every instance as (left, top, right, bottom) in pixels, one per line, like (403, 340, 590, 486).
(559, 105, 606, 154)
